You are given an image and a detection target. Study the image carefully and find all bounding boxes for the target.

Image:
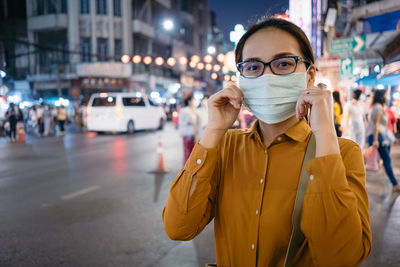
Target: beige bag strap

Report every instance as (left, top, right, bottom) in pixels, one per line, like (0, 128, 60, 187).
(284, 133, 316, 267)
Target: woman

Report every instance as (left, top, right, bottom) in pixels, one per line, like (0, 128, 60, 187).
(178, 95, 200, 165)
(163, 18, 371, 266)
(367, 89, 400, 193)
(333, 91, 343, 137)
(343, 89, 366, 150)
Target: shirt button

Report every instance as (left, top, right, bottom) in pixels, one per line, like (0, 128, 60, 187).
(196, 159, 202, 165)
(256, 210, 259, 215)
(251, 244, 255, 250)
(260, 178, 264, 184)
(310, 174, 314, 181)
(264, 149, 267, 153)
(277, 136, 282, 142)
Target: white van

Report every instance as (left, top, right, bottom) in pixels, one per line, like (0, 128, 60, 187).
(87, 93, 166, 133)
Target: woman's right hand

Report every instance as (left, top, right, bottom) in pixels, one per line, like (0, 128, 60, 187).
(206, 84, 244, 132)
(199, 84, 243, 148)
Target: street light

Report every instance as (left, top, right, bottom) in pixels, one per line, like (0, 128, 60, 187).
(207, 46, 216, 54)
(163, 19, 174, 31)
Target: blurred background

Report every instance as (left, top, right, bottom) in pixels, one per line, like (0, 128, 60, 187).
(0, 0, 400, 266)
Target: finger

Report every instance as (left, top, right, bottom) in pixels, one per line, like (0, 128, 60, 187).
(213, 90, 242, 109)
(317, 83, 327, 90)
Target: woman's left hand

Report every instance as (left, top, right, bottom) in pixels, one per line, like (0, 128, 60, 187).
(296, 84, 336, 137)
(296, 84, 340, 157)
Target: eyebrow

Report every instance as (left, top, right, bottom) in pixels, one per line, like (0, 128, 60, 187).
(242, 52, 296, 62)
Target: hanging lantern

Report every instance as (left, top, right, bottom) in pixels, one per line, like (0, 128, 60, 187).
(167, 57, 176, 66)
(132, 55, 142, 64)
(197, 62, 205, 70)
(121, 55, 130, 63)
(143, 56, 152, 65)
(224, 75, 230, 81)
(191, 55, 200, 63)
(189, 61, 197, 68)
(155, 57, 164, 66)
(231, 75, 237, 82)
(179, 56, 188, 65)
(205, 64, 213, 71)
(204, 55, 213, 63)
(211, 73, 218, 80)
(217, 53, 225, 63)
(213, 65, 221, 72)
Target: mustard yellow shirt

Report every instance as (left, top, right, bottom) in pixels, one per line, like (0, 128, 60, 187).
(163, 119, 371, 267)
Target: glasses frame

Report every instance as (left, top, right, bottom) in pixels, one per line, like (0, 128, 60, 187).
(237, 56, 311, 78)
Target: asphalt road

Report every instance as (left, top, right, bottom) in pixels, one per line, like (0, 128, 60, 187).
(1, 122, 399, 266)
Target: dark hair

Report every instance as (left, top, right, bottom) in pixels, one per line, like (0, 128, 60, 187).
(184, 95, 194, 107)
(372, 90, 386, 105)
(332, 91, 343, 114)
(235, 17, 315, 66)
(353, 89, 362, 101)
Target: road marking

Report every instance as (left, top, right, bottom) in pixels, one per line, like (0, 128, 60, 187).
(61, 185, 101, 200)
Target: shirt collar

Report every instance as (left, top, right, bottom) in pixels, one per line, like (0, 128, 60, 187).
(246, 118, 311, 143)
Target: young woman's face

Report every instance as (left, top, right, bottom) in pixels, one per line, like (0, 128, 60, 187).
(241, 27, 315, 86)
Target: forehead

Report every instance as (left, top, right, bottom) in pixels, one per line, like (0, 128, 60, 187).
(242, 27, 303, 61)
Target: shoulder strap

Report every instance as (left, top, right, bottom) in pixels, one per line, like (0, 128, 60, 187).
(284, 133, 316, 267)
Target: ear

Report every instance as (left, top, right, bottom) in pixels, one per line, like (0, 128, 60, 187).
(307, 65, 316, 87)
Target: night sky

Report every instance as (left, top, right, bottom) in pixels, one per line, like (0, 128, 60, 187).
(208, 0, 289, 42)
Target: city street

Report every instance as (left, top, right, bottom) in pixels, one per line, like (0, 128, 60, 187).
(0, 122, 400, 266)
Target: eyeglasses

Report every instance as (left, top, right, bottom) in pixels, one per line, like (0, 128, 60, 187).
(237, 56, 310, 78)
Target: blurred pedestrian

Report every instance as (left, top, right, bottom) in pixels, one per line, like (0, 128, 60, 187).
(74, 104, 84, 132)
(385, 105, 397, 136)
(8, 109, 17, 142)
(57, 105, 67, 136)
(37, 104, 45, 136)
(367, 89, 400, 193)
(43, 105, 52, 136)
(178, 95, 200, 165)
(343, 89, 366, 150)
(163, 17, 371, 266)
(197, 95, 209, 138)
(333, 91, 343, 137)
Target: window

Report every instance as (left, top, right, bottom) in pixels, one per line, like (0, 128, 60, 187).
(92, 97, 116, 107)
(61, 0, 67, 13)
(113, 0, 121, 16)
(80, 0, 90, 14)
(37, 0, 45, 15)
(47, 0, 56, 14)
(81, 37, 91, 62)
(122, 97, 145, 107)
(96, 0, 107, 15)
(97, 38, 108, 61)
(114, 39, 122, 60)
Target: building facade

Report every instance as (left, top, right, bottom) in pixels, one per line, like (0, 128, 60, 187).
(0, 0, 219, 100)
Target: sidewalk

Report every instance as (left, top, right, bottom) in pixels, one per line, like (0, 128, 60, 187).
(362, 143, 400, 267)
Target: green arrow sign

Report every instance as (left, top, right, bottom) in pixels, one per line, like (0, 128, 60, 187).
(332, 35, 366, 55)
(340, 57, 354, 80)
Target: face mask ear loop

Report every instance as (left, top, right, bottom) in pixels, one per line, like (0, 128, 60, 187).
(304, 65, 312, 127)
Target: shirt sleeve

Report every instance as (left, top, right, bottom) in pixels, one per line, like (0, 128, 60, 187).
(300, 142, 372, 266)
(162, 143, 220, 241)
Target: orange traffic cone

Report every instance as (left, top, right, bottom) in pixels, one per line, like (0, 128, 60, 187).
(17, 122, 26, 143)
(152, 136, 169, 173)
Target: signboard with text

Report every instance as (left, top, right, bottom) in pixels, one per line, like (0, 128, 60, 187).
(332, 35, 366, 55)
(340, 57, 354, 80)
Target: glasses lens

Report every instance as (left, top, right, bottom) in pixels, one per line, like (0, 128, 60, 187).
(270, 57, 297, 75)
(240, 61, 264, 77)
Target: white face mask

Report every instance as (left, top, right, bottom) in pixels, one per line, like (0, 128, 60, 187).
(238, 72, 307, 124)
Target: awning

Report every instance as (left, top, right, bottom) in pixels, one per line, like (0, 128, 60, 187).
(356, 73, 379, 86)
(378, 73, 400, 86)
(357, 72, 400, 87)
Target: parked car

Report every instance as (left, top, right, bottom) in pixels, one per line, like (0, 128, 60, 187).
(87, 93, 166, 133)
